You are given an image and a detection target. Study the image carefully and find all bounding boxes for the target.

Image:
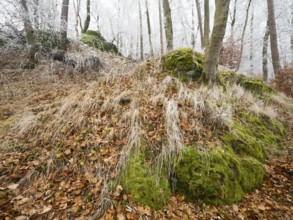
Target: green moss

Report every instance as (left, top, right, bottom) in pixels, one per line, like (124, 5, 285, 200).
(34, 30, 64, 51)
(120, 152, 171, 210)
(221, 111, 286, 161)
(162, 48, 204, 82)
(217, 72, 274, 100)
(175, 146, 265, 205)
(81, 30, 119, 54)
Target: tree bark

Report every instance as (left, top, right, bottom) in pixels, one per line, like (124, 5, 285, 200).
(138, 0, 144, 60)
(195, 0, 204, 48)
(33, 0, 39, 29)
(163, 0, 173, 51)
(230, 0, 237, 40)
(263, 19, 270, 82)
(60, 0, 70, 51)
(249, 5, 254, 73)
(203, 0, 210, 48)
(82, 0, 91, 33)
(159, 0, 164, 55)
(20, 0, 36, 68)
(191, 1, 196, 49)
(146, 0, 154, 57)
(267, 0, 281, 75)
(203, 0, 231, 84)
(236, 0, 252, 71)
(73, 0, 81, 38)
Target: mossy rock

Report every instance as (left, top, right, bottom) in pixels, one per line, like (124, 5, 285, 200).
(217, 71, 274, 99)
(162, 48, 204, 82)
(81, 30, 119, 54)
(120, 152, 171, 210)
(221, 111, 285, 161)
(175, 146, 265, 205)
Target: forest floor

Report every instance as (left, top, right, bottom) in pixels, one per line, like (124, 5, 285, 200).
(0, 52, 292, 220)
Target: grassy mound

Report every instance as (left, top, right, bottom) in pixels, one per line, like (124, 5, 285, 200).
(162, 48, 204, 82)
(81, 30, 119, 54)
(0, 47, 291, 218)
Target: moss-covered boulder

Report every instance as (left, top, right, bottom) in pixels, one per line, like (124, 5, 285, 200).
(221, 111, 285, 161)
(81, 30, 119, 54)
(162, 48, 204, 82)
(120, 152, 171, 210)
(217, 71, 274, 99)
(175, 146, 265, 205)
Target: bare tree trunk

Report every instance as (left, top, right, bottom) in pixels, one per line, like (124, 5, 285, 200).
(267, 0, 281, 75)
(159, 0, 164, 55)
(163, 0, 173, 51)
(82, 0, 91, 33)
(236, 0, 252, 71)
(195, 0, 204, 48)
(33, 0, 39, 29)
(203, 0, 231, 84)
(230, 0, 237, 40)
(191, 1, 196, 49)
(291, 2, 293, 64)
(249, 5, 254, 73)
(20, 0, 36, 68)
(263, 19, 270, 82)
(139, 0, 144, 60)
(60, 0, 70, 51)
(73, 0, 81, 38)
(146, 0, 154, 57)
(203, 0, 210, 48)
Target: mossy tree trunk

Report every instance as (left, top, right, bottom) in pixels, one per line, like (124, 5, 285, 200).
(146, 0, 154, 57)
(263, 19, 270, 82)
(195, 0, 204, 48)
(203, 0, 231, 84)
(82, 0, 91, 34)
(33, 0, 39, 29)
(203, 0, 210, 49)
(159, 0, 164, 55)
(237, 0, 252, 71)
(163, 0, 173, 51)
(20, 0, 37, 68)
(60, 0, 70, 51)
(267, 0, 281, 75)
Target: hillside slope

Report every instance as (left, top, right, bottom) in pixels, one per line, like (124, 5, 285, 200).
(0, 46, 292, 219)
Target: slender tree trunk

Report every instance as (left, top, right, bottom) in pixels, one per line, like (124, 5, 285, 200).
(203, 0, 231, 84)
(82, 0, 91, 33)
(20, 0, 36, 68)
(203, 0, 210, 48)
(249, 5, 254, 73)
(236, 0, 252, 71)
(195, 0, 204, 48)
(230, 0, 237, 40)
(267, 0, 281, 75)
(73, 0, 81, 38)
(145, 0, 154, 57)
(60, 0, 70, 51)
(163, 0, 173, 51)
(33, 0, 39, 29)
(159, 0, 164, 55)
(191, 1, 196, 49)
(138, 0, 144, 60)
(291, 2, 293, 64)
(263, 19, 270, 82)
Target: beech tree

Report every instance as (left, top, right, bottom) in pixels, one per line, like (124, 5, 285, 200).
(82, 0, 91, 33)
(267, 0, 281, 75)
(146, 0, 154, 57)
(60, 0, 70, 51)
(195, 0, 204, 48)
(20, 0, 36, 68)
(203, 0, 231, 84)
(204, 0, 210, 48)
(163, 0, 173, 51)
